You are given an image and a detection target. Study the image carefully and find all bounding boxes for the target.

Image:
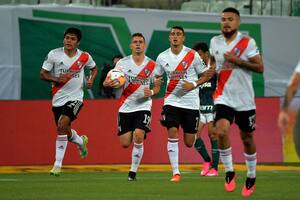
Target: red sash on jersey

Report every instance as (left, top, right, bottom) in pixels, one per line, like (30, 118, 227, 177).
(213, 36, 250, 100)
(164, 50, 195, 98)
(118, 60, 156, 109)
(51, 52, 89, 96)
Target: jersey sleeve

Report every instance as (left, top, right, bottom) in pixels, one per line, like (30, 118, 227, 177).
(194, 52, 207, 74)
(294, 59, 300, 73)
(114, 59, 124, 72)
(154, 55, 164, 77)
(85, 53, 96, 69)
(209, 38, 215, 57)
(42, 51, 54, 71)
(246, 38, 260, 58)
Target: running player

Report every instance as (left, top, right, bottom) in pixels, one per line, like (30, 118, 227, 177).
(210, 8, 264, 196)
(40, 27, 98, 176)
(103, 33, 161, 181)
(155, 26, 215, 182)
(192, 42, 219, 177)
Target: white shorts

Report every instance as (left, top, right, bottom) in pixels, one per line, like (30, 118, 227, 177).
(200, 113, 215, 124)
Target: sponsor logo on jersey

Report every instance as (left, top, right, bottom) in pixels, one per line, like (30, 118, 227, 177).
(199, 82, 212, 88)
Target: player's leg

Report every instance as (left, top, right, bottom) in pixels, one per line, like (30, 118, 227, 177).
(215, 104, 236, 191)
(236, 110, 257, 197)
(128, 111, 151, 181)
(206, 120, 219, 176)
(195, 115, 211, 176)
(161, 105, 181, 182)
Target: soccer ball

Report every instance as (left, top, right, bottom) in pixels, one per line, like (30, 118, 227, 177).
(107, 69, 125, 87)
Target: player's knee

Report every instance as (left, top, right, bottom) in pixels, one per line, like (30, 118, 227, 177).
(120, 142, 131, 148)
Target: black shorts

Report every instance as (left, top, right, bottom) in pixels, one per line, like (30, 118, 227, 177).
(118, 110, 151, 136)
(52, 101, 83, 124)
(160, 105, 199, 134)
(215, 104, 256, 133)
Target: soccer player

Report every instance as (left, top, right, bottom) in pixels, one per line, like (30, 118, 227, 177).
(103, 33, 161, 181)
(155, 26, 215, 182)
(40, 27, 98, 176)
(192, 42, 219, 177)
(209, 7, 264, 196)
(278, 58, 300, 131)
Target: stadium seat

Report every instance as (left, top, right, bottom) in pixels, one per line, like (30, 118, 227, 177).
(12, 0, 37, 4)
(70, 0, 92, 6)
(181, 1, 210, 13)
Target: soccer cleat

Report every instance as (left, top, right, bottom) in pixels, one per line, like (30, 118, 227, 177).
(78, 135, 88, 158)
(224, 171, 237, 192)
(50, 166, 61, 176)
(206, 168, 218, 177)
(128, 171, 137, 181)
(241, 177, 256, 197)
(170, 174, 181, 182)
(201, 162, 211, 176)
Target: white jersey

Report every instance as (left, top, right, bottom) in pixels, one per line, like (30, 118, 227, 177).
(294, 59, 300, 73)
(42, 47, 96, 107)
(155, 46, 206, 110)
(210, 32, 259, 111)
(116, 55, 155, 113)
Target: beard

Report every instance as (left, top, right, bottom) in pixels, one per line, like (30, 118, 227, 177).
(222, 29, 237, 39)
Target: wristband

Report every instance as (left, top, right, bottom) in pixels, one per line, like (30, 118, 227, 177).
(192, 81, 197, 88)
(150, 90, 154, 96)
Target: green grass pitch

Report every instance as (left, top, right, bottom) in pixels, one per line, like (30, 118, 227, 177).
(1, 170, 300, 200)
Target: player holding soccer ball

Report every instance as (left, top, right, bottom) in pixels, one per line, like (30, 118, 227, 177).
(40, 27, 98, 176)
(103, 33, 162, 181)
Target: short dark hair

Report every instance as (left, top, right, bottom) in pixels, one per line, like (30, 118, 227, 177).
(222, 7, 240, 17)
(131, 32, 145, 41)
(171, 26, 185, 35)
(111, 54, 123, 62)
(64, 27, 82, 41)
(192, 42, 209, 53)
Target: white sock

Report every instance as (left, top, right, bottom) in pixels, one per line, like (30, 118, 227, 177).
(130, 143, 144, 172)
(54, 135, 68, 168)
(244, 152, 257, 178)
(219, 147, 234, 172)
(69, 129, 83, 146)
(168, 138, 180, 175)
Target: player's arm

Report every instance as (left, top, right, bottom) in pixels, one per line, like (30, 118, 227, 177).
(144, 76, 163, 98)
(278, 72, 300, 131)
(223, 52, 264, 73)
(182, 62, 215, 92)
(40, 69, 68, 84)
(86, 66, 98, 89)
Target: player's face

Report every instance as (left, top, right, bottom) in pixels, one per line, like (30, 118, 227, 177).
(198, 50, 209, 65)
(169, 28, 185, 47)
(63, 33, 80, 51)
(130, 36, 145, 54)
(221, 12, 240, 38)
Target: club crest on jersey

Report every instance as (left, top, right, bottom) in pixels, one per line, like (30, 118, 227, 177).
(77, 61, 83, 68)
(182, 61, 188, 69)
(144, 69, 151, 77)
(234, 48, 240, 56)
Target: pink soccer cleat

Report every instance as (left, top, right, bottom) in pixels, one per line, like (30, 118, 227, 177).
(201, 162, 211, 176)
(241, 177, 256, 197)
(206, 168, 218, 176)
(170, 174, 181, 182)
(224, 171, 237, 192)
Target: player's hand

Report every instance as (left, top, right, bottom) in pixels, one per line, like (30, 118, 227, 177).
(56, 74, 69, 84)
(154, 77, 163, 87)
(182, 80, 195, 92)
(144, 87, 152, 98)
(203, 67, 215, 78)
(103, 78, 120, 88)
(278, 110, 289, 132)
(224, 52, 241, 66)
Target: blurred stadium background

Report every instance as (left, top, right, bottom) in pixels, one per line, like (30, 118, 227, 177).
(0, 1, 300, 198)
